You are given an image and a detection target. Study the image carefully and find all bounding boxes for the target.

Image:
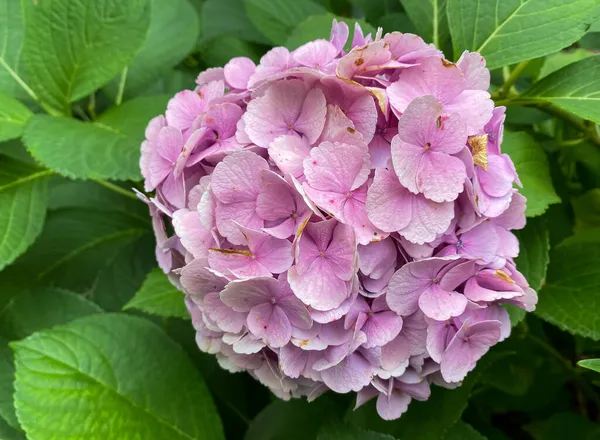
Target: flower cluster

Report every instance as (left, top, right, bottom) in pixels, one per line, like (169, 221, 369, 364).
(140, 20, 537, 420)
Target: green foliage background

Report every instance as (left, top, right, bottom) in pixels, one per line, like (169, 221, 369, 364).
(1, 0, 600, 439)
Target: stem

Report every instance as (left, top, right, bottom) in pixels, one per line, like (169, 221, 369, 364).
(0, 57, 62, 116)
(88, 93, 96, 120)
(115, 67, 128, 106)
(91, 178, 138, 200)
(499, 61, 530, 97)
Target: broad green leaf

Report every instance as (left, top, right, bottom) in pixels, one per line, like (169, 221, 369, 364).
(524, 412, 600, 440)
(347, 0, 387, 23)
(446, 0, 600, 70)
(12, 314, 224, 440)
(201, 0, 270, 45)
(0, 93, 31, 142)
(245, 396, 345, 440)
(505, 304, 526, 327)
(95, 95, 170, 142)
(375, 13, 417, 35)
(539, 49, 596, 78)
(352, 352, 504, 439)
(21, 0, 151, 113)
(502, 131, 560, 217)
(15, 208, 147, 292)
(317, 421, 396, 440)
(0, 156, 50, 271)
(124, 268, 188, 318)
(536, 241, 600, 340)
(105, 0, 200, 99)
(200, 37, 263, 67)
(91, 235, 156, 312)
(400, 0, 449, 47)
(521, 56, 600, 123)
(0, 338, 18, 431)
(572, 190, 600, 233)
(0, 288, 102, 341)
(243, 0, 326, 45)
(443, 421, 486, 440)
(285, 14, 376, 51)
(578, 358, 600, 372)
(23, 96, 168, 181)
(514, 216, 550, 291)
(142, 70, 197, 97)
(0, 0, 26, 98)
(0, 416, 24, 440)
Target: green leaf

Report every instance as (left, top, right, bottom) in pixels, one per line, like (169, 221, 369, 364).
(91, 235, 156, 312)
(524, 412, 600, 440)
(95, 95, 170, 142)
(352, 352, 504, 439)
(317, 421, 396, 440)
(0, 0, 26, 99)
(243, 0, 326, 45)
(0, 416, 25, 440)
(0, 288, 102, 341)
(124, 268, 188, 318)
(446, 0, 600, 70)
(12, 313, 224, 440)
(514, 216, 550, 291)
(15, 208, 147, 292)
(539, 49, 596, 78)
(0, 338, 18, 431)
(578, 358, 600, 372)
(502, 131, 561, 217)
(201, 0, 270, 45)
(400, 0, 449, 47)
(200, 37, 263, 67)
(375, 13, 417, 35)
(245, 396, 345, 440)
(535, 241, 600, 340)
(21, 0, 151, 113)
(521, 56, 600, 123)
(285, 13, 376, 51)
(443, 421, 487, 440)
(572, 189, 600, 233)
(0, 156, 50, 271)
(23, 96, 168, 181)
(504, 304, 526, 327)
(105, 0, 200, 99)
(0, 92, 32, 142)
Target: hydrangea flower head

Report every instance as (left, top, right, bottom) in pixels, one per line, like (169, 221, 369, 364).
(140, 20, 536, 420)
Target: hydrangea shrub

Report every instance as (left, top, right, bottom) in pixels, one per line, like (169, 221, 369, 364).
(140, 20, 536, 420)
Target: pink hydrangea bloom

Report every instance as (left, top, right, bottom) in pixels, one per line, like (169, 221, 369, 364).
(140, 19, 535, 421)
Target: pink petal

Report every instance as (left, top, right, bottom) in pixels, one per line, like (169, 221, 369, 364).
(166, 90, 206, 131)
(247, 303, 292, 348)
(365, 168, 412, 232)
(172, 209, 215, 259)
(445, 90, 494, 136)
(208, 247, 272, 278)
(224, 57, 256, 90)
(320, 353, 374, 393)
(211, 150, 269, 204)
(441, 320, 502, 382)
(457, 51, 490, 91)
(376, 390, 411, 420)
(418, 284, 468, 320)
(203, 292, 246, 333)
(317, 105, 365, 145)
(215, 200, 263, 245)
(294, 88, 327, 144)
(363, 311, 403, 348)
(287, 263, 351, 311)
(415, 151, 467, 202)
(268, 135, 311, 179)
(220, 276, 279, 311)
(293, 39, 338, 69)
(202, 103, 243, 140)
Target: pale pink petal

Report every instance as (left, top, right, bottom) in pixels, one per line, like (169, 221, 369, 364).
(293, 40, 337, 69)
(441, 320, 502, 382)
(383, 32, 441, 63)
(288, 263, 350, 311)
(247, 303, 292, 347)
(215, 200, 263, 245)
(363, 312, 403, 348)
(172, 209, 215, 259)
(320, 353, 374, 393)
(445, 90, 494, 136)
(196, 67, 225, 86)
(211, 151, 269, 204)
(268, 135, 311, 179)
(294, 88, 327, 144)
(220, 276, 279, 311)
(203, 292, 246, 333)
(457, 51, 490, 91)
(365, 168, 412, 232)
(317, 105, 365, 145)
(418, 284, 468, 320)
(166, 90, 205, 131)
(224, 57, 256, 90)
(376, 390, 411, 420)
(208, 247, 271, 278)
(329, 19, 349, 54)
(415, 152, 466, 202)
(248, 47, 293, 89)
